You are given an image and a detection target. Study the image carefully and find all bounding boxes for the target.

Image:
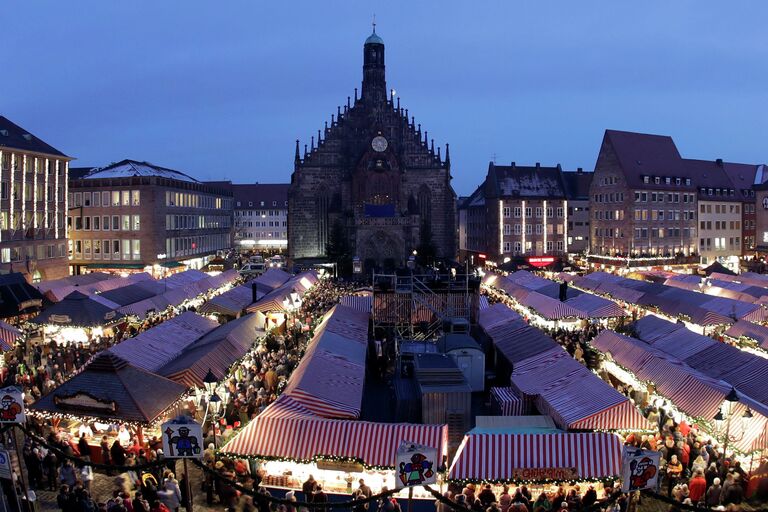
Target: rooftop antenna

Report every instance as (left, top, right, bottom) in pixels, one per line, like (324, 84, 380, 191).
(492, 153, 497, 164)
(372, 13, 376, 33)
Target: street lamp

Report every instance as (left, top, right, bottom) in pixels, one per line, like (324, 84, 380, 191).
(713, 387, 752, 458)
(209, 392, 222, 450)
(203, 368, 218, 394)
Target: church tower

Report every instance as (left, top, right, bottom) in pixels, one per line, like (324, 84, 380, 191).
(288, 28, 457, 270)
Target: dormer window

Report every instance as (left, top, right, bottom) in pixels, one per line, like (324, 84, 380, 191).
(685, 178, 691, 186)
(708, 188, 713, 195)
(654, 177, 660, 184)
(675, 178, 681, 185)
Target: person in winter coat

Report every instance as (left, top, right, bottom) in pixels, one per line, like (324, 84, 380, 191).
(478, 485, 497, 508)
(582, 485, 598, 510)
(721, 476, 743, 505)
(59, 460, 78, 487)
(160, 474, 182, 512)
(688, 469, 707, 504)
(706, 478, 722, 507)
(80, 461, 94, 493)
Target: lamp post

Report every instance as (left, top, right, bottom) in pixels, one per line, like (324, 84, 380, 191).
(713, 387, 753, 458)
(208, 392, 221, 451)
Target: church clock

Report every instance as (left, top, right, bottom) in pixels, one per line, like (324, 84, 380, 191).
(371, 135, 388, 152)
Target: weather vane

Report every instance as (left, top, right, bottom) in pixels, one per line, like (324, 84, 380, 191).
(372, 13, 376, 33)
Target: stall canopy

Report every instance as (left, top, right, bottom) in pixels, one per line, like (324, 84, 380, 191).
(339, 294, 373, 313)
(280, 304, 369, 419)
(563, 293, 626, 319)
(158, 312, 262, 387)
(36, 272, 112, 294)
(0, 273, 44, 318)
(30, 352, 187, 424)
(30, 290, 124, 327)
(479, 303, 649, 431)
(246, 271, 319, 314)
(726, 320, 768, 349)
(42, 273, 152, 302)
(108, 312, 219, 372)
(490, 387, 526, 416)
(197, 284, 254, 317)
(252, 268, 292, 293)
(448, 430, 622, 482)
(631, 316, 768, 408)
(222, 394, 448, 468)
(0, 320, 21, 351)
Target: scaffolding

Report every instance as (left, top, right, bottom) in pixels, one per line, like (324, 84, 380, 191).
(371, 271, 479, 344)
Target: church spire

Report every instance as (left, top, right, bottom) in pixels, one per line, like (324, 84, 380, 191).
(294, 139, 301, 166)
(445, 143, 451, 167)
(362, 22, 386, 103)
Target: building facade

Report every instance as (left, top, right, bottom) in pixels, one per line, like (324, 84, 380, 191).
(288, 29, 456, 269)
(0, 116, 71, 282)
(233, 184, 289, 253)
(589, 130, 698, 259)
(459, 163, 591, 265)
(68, 160, 233, 274)
(561, 168, 592, 254)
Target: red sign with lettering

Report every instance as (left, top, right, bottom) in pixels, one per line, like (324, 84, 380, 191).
(527, 256, 555, 268)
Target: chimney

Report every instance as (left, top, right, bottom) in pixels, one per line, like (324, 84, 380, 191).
(716, 158, 723, 167)
(252, 282, 259, 304)
(577, 167, 583, 174)
(535, 162, 541, 169)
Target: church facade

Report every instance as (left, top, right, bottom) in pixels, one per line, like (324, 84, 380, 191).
(288, 29, 456, 269)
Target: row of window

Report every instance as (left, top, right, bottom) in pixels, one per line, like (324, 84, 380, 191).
(70, 190, 140, 208)
(594, 227, 695, 239)
(235, 210, 286, 217)
(594, 210, 626, 221)
(164, 214, 231, 230)
(165, 191, 229, 210)
(699, 203, 741, 214)
(599, 176, 619, 186)
(237, 231, 287, 239)
(0, 243, 66, 263)
(502, 207, 565, 218)
(502, 224, 565, 235)
(0, 211, 63, 231)
(234, 220, 287, 228)
(634, 191, 695, 204)
(0, 154, 67, 175)
(700, 220, 741, 231)
(631, 209, 696, 222)
(502, 241, 564, 253)
(642, 175, 692, 186)
(593, 192, 625, 203)
(235, 201, 287, 208)
(71, 239, 141, 261)
(699, 187, 735, 197)
(164, 233, 229, 258)
(700, 237, 739, 250)
(1, 182, 64, 202)
(68, 215, 140, 232)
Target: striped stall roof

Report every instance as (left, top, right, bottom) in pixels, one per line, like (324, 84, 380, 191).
(0, 320, 21, 351)
(512, 349, 651, 431)
(448, 432, 622, 482)
(222, 395, 448, 468)
(108, 312, 218, 372)
(565, 293, 627, 318)
(725, 320, 768, 349)
(246, 271, 319, 314)
(479, 296, 490, 310)
(339, 295, 373, 313)
(198, 284, 253, 317)
(490, 387, 527, 416)
(519, 291, 586, 320)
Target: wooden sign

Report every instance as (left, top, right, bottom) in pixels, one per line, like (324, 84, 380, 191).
(509, 467, 579, 481)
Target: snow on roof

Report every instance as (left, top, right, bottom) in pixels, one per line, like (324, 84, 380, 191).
(83, 159, 199, 182)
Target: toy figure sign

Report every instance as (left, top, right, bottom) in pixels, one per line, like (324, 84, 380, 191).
(162, 418, 203, 459)
(621, 447, 660, 493)
(395, 441, 437, 490)
(0, 387, 25, 424)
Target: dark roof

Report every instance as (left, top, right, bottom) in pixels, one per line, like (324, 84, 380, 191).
(31, 352, 187, 424)
(68, 167, 95, 180)
(561, 170, 594, 200)
(0, 273, 44, 318)
(232, 184, 289, 208)
(31, 290, 123, 327)
(722, 162, 760, 199)
(487, 163, 566, 199)
(602, 130, 687, 189)
(0, 116, 69, 157)
(99, 281, 165, 306)
(704, 261, 737, 276)
(684, 159, 736, 194)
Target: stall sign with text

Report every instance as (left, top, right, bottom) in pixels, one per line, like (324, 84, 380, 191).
(621, 447, 660, 493)
(0, 387, 25, 424)
(510, 467, 578, 481)
(162, 420, 203, 459)
(395, 441, 437, 489)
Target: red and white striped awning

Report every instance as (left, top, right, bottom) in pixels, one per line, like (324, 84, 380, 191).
(339, 295, 373, 313)
(448, 432, 623, 482)
(490, 387, 526, 416)
(0, 320, 21, 351)
(223, 397, 448, 468)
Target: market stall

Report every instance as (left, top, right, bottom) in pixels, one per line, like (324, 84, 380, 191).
(29, 290, 125, 345)
(490, 387, 526, 416)
(0, 272, 45, 321)
(30, 351, 189, 461)
(448, 428, 622, 484)
(222, 395, 448, 499)
(0, 320, 22, 352)
(246, 271, 319, 330)
(198, 284, 254, 318)
(40, 272, 152, 303)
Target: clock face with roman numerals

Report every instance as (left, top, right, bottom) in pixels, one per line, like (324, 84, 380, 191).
(371, 136, 388, 152)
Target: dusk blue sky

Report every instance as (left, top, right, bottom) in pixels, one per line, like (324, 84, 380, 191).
(4, 1, 767, 195)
